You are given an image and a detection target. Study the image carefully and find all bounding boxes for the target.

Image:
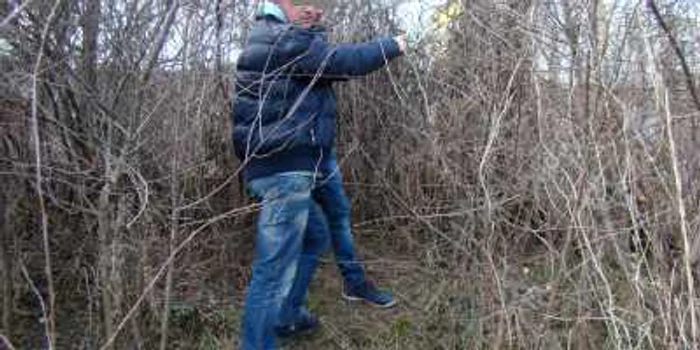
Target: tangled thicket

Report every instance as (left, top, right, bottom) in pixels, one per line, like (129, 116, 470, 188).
(2, 0, 700, 349)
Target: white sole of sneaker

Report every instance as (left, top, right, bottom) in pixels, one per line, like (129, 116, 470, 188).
(341, 293, 397, 308)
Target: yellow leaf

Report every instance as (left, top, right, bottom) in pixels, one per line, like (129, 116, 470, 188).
(434, 2, 464, 30)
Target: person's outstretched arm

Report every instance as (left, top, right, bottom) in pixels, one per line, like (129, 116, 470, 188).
(291, 33, 405, 79)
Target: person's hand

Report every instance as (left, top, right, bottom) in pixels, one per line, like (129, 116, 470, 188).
(406, 26, 429, 48)
(394, 34, 408, 53)
(395, 26, 430, 53)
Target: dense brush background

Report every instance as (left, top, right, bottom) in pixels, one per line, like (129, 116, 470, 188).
(2, 0, 700, 349)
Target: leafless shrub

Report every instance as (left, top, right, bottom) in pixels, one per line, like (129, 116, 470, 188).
(1, 0, 699, 349)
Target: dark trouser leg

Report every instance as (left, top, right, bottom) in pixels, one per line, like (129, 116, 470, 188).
(313, 162, 367, 289)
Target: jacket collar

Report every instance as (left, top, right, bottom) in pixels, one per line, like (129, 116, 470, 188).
(256, 2, 288, 23)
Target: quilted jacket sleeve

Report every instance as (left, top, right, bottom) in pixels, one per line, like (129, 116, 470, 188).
(291, 34, 403, 79)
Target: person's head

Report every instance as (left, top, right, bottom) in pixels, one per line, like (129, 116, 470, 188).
(259, 0, 325, 27)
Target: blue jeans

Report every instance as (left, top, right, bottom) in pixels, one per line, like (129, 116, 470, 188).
(241, 158, 368, 349)
(242, 172, 329, 350)
(279, 158, 367, 329)
(313, 157, 366, 287)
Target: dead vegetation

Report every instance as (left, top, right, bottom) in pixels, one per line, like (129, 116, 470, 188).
(1, 0, 700, 349)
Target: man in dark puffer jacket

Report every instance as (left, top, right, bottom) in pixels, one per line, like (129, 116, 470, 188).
(232, 1, 405, 349)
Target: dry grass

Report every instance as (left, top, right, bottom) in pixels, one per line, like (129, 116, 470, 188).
(1, 0, 700, 349)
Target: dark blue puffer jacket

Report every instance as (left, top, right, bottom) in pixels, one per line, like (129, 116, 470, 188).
(232, 16, 402, 181)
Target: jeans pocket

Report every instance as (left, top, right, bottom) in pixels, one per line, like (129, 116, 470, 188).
(256, 174, 313, 226)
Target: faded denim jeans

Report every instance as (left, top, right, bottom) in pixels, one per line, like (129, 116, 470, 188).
(241, 171, 329, 350)
(278, 155, 368, 330)
(241, 156, 368, 349)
